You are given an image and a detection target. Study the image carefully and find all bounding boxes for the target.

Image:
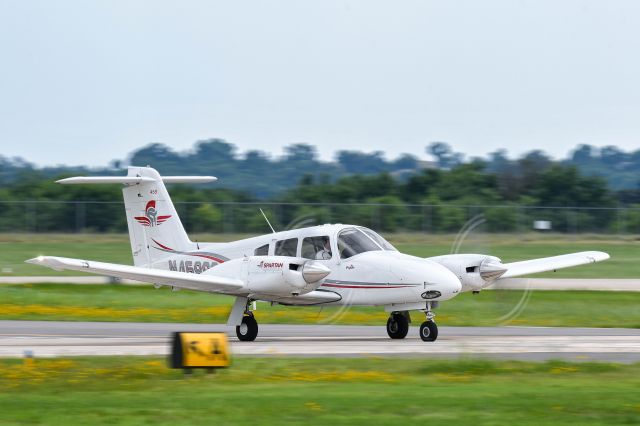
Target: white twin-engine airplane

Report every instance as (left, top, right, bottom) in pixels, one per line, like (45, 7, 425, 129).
(28, 166, 609, 342)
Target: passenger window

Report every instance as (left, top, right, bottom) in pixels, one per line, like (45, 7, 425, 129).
(254, 244, 269, 256)
(275, 238, 298, 257)
(302, 236, 332, 260)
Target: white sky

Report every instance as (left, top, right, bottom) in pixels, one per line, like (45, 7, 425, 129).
(1, 0, 639, 166)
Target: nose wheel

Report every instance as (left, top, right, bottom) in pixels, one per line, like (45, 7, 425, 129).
(419, 320, 438, 342)
(236, 313, 259, 341)
(386, 312, 409, 339)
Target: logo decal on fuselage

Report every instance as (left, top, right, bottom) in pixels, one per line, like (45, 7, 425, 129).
(135, 200, 171, 227)
(258, 260, 283, 269)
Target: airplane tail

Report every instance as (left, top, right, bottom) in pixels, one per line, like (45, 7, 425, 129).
(57, 166, 216, 267)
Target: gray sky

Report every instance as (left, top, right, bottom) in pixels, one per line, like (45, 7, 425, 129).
(1, 0, 639, 166)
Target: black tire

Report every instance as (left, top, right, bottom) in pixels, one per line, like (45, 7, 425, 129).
(236, 315, 258, 341)
(419, 320, 438, 342)
(386, 313, 409, 339)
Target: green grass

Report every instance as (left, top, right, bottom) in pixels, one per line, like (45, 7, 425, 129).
(1, 284, 638, 328)
(0, 232, 637, 277)
(0, 356, 638, 425)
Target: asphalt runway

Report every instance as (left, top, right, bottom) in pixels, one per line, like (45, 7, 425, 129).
(1, 320, 639, 362)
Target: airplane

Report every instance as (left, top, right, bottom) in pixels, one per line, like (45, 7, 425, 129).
(27, 166, 610, 342)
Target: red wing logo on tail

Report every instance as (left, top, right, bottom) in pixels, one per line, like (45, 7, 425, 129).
(134, 200, 171, 227)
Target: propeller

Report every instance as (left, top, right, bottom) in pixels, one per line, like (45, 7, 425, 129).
(479, 257, 508, 282)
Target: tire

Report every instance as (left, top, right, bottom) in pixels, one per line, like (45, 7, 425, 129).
(419, 320, 438, 342)
(236, 315, 259, 341)
(386, 313, 409, 339)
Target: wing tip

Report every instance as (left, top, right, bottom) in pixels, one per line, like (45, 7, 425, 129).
(591, 251, 610, 262)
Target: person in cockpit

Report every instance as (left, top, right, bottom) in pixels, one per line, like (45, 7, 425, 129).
(315, 237, 332, 260)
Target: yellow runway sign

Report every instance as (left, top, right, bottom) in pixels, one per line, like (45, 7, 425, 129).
(170, 332, 230, 369)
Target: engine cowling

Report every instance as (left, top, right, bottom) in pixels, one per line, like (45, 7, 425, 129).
(209, 256, 330, 297)
(427, 254, 507, 292)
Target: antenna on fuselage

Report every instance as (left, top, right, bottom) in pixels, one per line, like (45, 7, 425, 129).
(260, 208, 276, 234)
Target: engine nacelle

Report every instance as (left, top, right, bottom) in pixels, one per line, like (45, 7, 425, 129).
(427, 254, 506, 292)
(206, 256, 330, 297)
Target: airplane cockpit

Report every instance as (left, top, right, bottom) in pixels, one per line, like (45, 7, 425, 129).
(249, 225, 396, 261)
(337, 227, 396, 259)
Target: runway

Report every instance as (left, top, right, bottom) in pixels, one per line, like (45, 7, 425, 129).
(1, 321, 639, 362)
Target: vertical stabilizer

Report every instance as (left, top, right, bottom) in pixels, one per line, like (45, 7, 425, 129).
(57, 166, 216, 268)
(123, 167, 194, 267)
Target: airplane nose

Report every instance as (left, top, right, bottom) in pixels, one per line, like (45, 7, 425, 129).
(429, 262, 462, 297)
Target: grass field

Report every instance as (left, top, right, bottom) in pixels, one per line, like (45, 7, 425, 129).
(0, 356, 638, 425)
(1, 284, 638, 327)
(0, 232, 638, 277)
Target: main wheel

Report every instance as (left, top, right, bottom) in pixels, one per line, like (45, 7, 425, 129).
(236, 315, 258, 341)
(419, 320, 438, 342)
(386, 313, 409, 339)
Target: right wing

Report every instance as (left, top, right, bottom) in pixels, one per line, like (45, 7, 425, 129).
(499, 251, 609, 279)
(26, 256, 244, 294)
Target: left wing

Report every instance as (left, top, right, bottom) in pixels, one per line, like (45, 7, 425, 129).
(499, 251, 609, 279)
(26, 256, 245, 294)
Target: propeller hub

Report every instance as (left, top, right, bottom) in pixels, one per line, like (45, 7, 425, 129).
(479, 257, 507, 281)
(301, 261, 331, 283)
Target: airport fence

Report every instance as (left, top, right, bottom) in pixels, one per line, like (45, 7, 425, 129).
(0, 200, 639, 234)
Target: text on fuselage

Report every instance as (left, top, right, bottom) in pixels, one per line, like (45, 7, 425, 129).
(168, 260, 213, 274)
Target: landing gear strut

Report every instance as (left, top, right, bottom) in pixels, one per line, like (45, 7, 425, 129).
(419, 302, 438, 342)
(235, 300, 259, 341)
(386, 312, 409, 339)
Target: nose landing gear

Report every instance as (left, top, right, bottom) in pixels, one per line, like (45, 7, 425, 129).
(419, 320, 438, 342)
(419, 303, 438, 342)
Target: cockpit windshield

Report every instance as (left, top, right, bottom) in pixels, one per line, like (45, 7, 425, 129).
(337, 227, 396, 259)
(358, 227, 397, 251)
(338, 228, 379, 259)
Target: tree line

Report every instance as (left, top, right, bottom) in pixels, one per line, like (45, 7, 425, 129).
(1, 157, 639, 234)
(3, 139, 640, 199)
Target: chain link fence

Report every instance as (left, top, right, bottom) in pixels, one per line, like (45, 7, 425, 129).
(0, 200, 638, 234)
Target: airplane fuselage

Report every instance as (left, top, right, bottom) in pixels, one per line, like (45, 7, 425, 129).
(146, 223, 462, 307)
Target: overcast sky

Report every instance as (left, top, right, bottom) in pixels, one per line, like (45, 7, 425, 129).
(1, 0, 639, 166)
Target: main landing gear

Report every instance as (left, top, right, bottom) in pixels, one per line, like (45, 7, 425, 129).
(386, 304, 438, 342)
(235, 299, 259, 341)
(236, 313, 258, 341)
(386, 312, 409, 339)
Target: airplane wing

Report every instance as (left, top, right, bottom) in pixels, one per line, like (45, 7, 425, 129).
(498, 251, 609, 279)
(25, 256, 244, 294)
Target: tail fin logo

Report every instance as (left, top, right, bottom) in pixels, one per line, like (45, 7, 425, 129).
(134, 200, 172, 227)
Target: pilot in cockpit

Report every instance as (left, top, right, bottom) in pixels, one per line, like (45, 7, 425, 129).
(315, 237, 332, 260)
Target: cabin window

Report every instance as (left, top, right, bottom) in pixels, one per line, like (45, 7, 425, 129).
(338, 228, 382, 259)
(275, 238, 298, 257)
(301, 236, 332, 260)
(254, 244, 269, 256)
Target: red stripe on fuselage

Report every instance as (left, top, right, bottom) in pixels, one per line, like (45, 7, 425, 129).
(322, 283, 411, 289)
(152, 239, 174, 251)
(151, 239, 226, 263)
